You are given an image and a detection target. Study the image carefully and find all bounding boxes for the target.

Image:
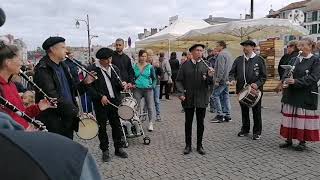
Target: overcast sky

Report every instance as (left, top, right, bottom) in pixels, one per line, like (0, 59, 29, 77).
(0, 0, 298, 50)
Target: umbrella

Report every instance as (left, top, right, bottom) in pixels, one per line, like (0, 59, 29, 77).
(0, 128, 101, 180)
(178, 18, 309, 42)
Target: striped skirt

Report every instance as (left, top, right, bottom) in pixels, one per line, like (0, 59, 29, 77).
(280, 104, 320, 142)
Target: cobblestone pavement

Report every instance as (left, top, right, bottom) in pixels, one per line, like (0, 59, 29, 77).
(76, 93, 320, 180)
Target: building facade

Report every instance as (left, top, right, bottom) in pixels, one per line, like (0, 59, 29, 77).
(267, 0, 320, 41)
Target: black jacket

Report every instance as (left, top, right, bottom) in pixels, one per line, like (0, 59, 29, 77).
(112, 52, 134, 83)
(33, 56, 87, 132)
(176, 60, 213, 108)
(281, 55, 320, 110)
(89, 66, 123, 114)
(229, 55, 267, 94)
(169, 58, 180, 77)
(278, 51, 299, 79)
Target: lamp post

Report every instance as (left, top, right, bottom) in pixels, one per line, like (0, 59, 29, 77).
(76, 14, 98, 61)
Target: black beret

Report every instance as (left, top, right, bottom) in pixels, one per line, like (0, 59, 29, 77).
(240, 40, 256, 47)
(189, 44, 205, 52)
(96, 48, 114, 60)
(0, 8, 6, 27)
(42, 36, 65, 50)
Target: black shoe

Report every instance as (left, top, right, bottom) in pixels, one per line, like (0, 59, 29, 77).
(115, 148, 128, 158)
(224, 116, 232, 122)
(252, 134, 261, 140)
(210, 115, 224, 123)
(196, 146, 206, 155)
(183, 146, 192, 155)
(294, 142, 306, 151)
(279, 141, 292, 148)
(102, 150, 111, 162)
(237, 131, 249, 137)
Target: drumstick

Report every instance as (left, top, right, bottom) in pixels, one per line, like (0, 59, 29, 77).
(108, 102, 119, 109)
(311, 91, 320, 95)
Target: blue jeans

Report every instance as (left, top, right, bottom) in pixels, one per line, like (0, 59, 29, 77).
(213, 83, 231, 117)
(153, 85, 161, 116)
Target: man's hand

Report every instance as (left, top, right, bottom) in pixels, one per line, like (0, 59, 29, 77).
(83, 71, 97, 84)
(101, 96, 110, 106)
(228, 80, 236, 86)
(251, 83, 258, 90)
(179, 96, 186, 101)
(208, 67, 214, 77)
(285, 78, 295, 85)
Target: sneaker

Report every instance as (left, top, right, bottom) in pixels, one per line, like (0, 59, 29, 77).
(136, 132, 141, 136)
(127, 133, 134, 138)
(209, 109, 216, 113)
(210, 115, 224, 123)
(148, 122, 154, 131)
(156, 115, 161, 121)
(196, 146, 206, 155)
(237, 131, 249, 137)
(183, 146, 192, 155)
(224, 116, 232, 122)
(252, 134, 261, 140)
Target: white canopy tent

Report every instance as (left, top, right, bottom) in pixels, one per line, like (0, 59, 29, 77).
(135, 18, 210, 52)
(178, 18, 309, 42)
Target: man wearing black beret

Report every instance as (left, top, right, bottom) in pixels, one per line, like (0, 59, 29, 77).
(89, 47, 128, 162)
(33, 36, 96, 139)
(228, 40, 267, 140)
(176, 44, 214, 155)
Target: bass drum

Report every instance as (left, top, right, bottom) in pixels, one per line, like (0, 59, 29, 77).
(76, 113, 99, 140)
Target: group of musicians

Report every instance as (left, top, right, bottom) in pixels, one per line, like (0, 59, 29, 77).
(0, 33, 319, 166)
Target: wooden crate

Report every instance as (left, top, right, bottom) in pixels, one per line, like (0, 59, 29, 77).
(228, 79, 280, 93)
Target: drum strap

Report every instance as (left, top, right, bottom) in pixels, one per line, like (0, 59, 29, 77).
(242, 56, 247, 88)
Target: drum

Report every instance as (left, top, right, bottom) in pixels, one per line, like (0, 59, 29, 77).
(118, 97, 137, 120)
(76, 113, 99, 140)
(238, 86, 262, 108)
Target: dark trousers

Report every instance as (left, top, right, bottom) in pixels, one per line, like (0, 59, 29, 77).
(239, 98, 262, 135)
(96, 105, 122, 152)
(160, 81, 170, 99)
(184, 107, 206, 147)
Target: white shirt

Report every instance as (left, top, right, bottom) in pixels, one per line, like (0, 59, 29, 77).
(191, 59, 202, 64)
(244, 52, 256, 61)
(100, 66, 115, 98)
(300, 53, 313, 62)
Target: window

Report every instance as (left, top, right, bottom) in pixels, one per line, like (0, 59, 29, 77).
(307, 12, 313, 22)
(312, 11, 318, 21)
(305, 13, 307, 22)
(282, 12, 285, 18)
(311, 24, 318, 34)
(319, 24, 320, 33)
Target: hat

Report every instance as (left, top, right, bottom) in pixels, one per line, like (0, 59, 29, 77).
(42, 36, 65, 50)
(189, 44, 205, 52)
(96, 48, 114, 60)
(240, 40, 256, 47)
(0, 8, 6, 27)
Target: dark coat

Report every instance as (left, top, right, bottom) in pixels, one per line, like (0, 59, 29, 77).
(281, 55, 320, 110)
(112, 52, 134, 83)
(278, 51, 299, 79)
(176, 60, 213, 108)
(169, 58, 180, 78)
(229, 55, 267, 94)
(33, 55, 87, 132)
(64, 58, 81, 84)
(88, 66, 123, 116)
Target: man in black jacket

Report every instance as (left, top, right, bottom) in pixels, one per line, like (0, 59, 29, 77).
(112, 38, 134, 88)
(89, 47, 128, 162)
(229, 40, 267, 140)
(176, 44, 214, 155)
(33, 36, 96, 139)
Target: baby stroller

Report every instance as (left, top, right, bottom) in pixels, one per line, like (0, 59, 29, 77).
(118, 91, 151, 147)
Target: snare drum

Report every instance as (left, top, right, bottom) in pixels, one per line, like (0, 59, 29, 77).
(238, 86, 262, 108)
(118, 97, 137, 120)
(76, 113, 99, 140)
